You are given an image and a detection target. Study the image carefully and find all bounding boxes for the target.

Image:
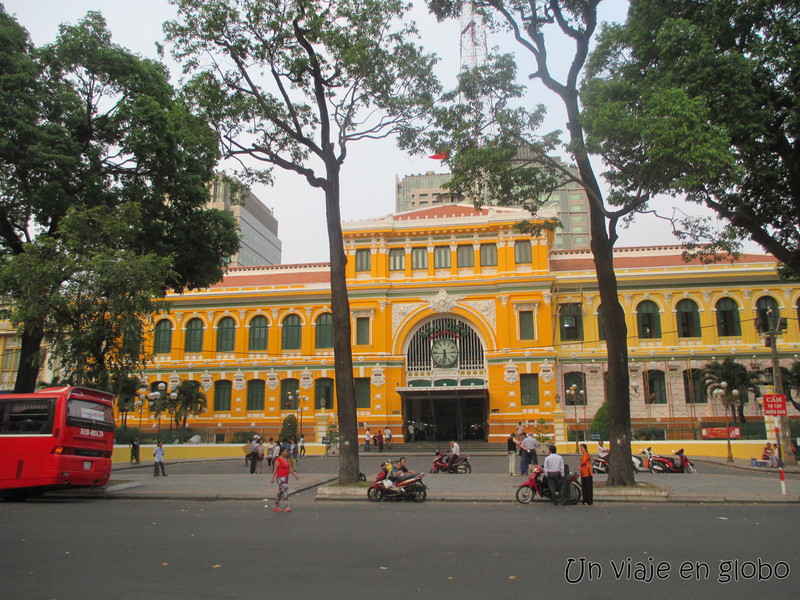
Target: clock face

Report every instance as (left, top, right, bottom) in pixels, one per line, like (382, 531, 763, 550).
(431, 338, 458, 368)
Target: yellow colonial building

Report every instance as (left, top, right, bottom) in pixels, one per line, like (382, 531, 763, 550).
(133, 204, 800, 444)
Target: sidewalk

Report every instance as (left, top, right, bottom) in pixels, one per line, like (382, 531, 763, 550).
(82, 454, 800, 504)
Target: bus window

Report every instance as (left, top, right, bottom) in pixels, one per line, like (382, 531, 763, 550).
(66, 399, 115, 432)
(0, 399, 55, 434)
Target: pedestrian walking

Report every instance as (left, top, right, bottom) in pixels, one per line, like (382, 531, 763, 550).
(266, 437, 276, 470)
(521, 432, 540, 472)
(290, 437, 299, 471)
(270, 447, 298, 512)
(579, 443, 594, 505)
(249, 435, 260, 474)
(153, 441, 167, 477)
(364, 428, 371, 452)
(256, 438, 266, 473)
(408, 423, 415, 442)
(517, 434, 528, 476)
(384, 426, 392, 451)
(376, 429, 384, 453)
(130, 437, 141, 464)
(299, 434, 306, 458)
(507, 432, 517, 476)
(516, 422, 525, 436)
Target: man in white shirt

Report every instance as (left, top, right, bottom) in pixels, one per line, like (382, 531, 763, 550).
(543, 445, 565, 504)
(521, 433, 540, 474)
(447, 440, 460, 471)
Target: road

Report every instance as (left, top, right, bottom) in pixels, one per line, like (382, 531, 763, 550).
(2, 492, 797, 599)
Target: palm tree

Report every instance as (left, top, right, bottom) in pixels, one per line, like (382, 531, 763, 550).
(172, 380, 207, 430)
(703, 358, 760, 423)
(781, 360, 800, 413)
(113, 375, 142, 430)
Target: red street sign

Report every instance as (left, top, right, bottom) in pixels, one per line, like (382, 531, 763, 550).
(762, 393, 787, 416)
(701, 427, 741, 439)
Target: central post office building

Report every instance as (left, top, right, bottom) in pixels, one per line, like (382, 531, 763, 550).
(139, 204, 800, 444)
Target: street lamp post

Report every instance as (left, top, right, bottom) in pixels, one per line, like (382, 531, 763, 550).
(566, 384, 584, 452)
(135, 392, 147, 431)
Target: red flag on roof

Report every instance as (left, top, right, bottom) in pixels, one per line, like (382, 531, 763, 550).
(429, 152, 448, 160)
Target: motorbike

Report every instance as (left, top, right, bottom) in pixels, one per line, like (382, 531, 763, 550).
(642, 447, 697, 474)
(367, 464, 427, 502)
(516, 464, 582, 505)
(591, 453, 646, 474)
(430, 449, 472, 474)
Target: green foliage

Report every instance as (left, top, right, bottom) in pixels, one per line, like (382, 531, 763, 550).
(589, 401, 610, 441)
(703, 358, 760, 423)
(632, 428, 666, 441)
(582, 0, 800, 275)
(0, 9, 240, 391)
(172, 380, 208, 430)
(279, 414, 299, 443)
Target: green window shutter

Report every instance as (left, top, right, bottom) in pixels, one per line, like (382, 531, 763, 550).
(315, 378, 334, 410)
(216, 317, 236, 352)
(246, 379, 265, 411)
(514, 240, 532, 264)
(214, 380, 232, 412)
(282, 314, 302, 350)
(456, 245, 474, 268)
(520, 374, 539, 405)
(154, 320, 172, 354)
(411, 247, 428, 270)
(480, 243, 497, 266)
(433, 246, 451, 269)
(560, 304, 584, 341)
(519, 311, 534, 340)
(185, 318, 204, 353)
(355, 377, 371, 409)
(248, 316, 268, 351)
(355, 249, 371, 272)
(356, 317, 370, 345)
(315, 313, 334, 349)
(389, 248, 405, 271)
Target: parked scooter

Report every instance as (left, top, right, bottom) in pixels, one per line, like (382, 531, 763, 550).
(591, 452, 646, 474)
(516, 464, 582, 505)
(430, 449, 472, 474)
(643, 447, 697, 474)
(367, 463, 427, 502)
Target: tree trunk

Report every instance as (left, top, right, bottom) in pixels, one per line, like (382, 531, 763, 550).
(324, 167, 360, 484)
(565, 98, 635, 487)
(14, 325, 44, 393)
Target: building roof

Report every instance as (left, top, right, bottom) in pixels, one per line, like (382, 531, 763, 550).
(549, 246, 777, 271)
(202, 263, 331, 290)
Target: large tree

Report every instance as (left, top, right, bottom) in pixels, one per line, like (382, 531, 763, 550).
(427, 0, 637, 485)
(164, 0, 439, 484)
(580, 0, 800, 276)
(0, 9, 240, 393)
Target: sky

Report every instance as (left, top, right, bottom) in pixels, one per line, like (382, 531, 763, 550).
(4, 0, 719, 265)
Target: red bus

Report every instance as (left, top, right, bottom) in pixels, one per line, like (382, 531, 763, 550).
(0, 386, 115, 500)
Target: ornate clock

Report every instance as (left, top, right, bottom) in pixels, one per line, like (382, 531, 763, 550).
(431, 338, 458, 368)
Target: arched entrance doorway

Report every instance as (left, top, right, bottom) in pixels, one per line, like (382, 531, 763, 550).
(398, 316, 489, 442)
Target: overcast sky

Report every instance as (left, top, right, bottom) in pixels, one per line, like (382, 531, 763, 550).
(4, 0, 715, 265)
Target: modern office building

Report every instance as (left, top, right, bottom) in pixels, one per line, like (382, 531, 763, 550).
(208, 177, 282, 266)
(133, 203, 800, 443)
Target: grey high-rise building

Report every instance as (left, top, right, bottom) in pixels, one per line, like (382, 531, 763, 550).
(209, 177, 282, 266)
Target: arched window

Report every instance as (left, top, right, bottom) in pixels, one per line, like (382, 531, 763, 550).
(248, 315, 268, 351)
(755, 295, 780, 333)
(637, 300, 661, 339)
(153, 320, 172, 354)
(563, 372, 587, 405)
(559, 303, 583, 341)
(185, 318, 204, 353)
(682, 368, 707, 404)
(246, 379, 265, 411)
(282, 314, 302, 350)
(676, 299, 701, 338)
(216, 317, 236, 352)
(315, 313, 334, 349)
(281, 378, 300, 410)
(644, 370, 667, 404)
(315, 378, 334, 410)
(214, 380, 232, 412)
(715, 297, 741, 337)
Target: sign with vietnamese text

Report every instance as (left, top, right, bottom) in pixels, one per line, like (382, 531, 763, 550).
(701, 427, 741, 439)
(762, 393, 787, 416)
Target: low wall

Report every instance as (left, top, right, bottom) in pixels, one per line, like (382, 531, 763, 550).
(113, 442, 330, 464)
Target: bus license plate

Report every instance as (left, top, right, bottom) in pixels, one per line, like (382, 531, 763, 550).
(83, 461, 92, 470)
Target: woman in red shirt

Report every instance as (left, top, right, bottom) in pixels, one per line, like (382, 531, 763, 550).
(579, 443, 594, 505)
(270, 447, 298, 512)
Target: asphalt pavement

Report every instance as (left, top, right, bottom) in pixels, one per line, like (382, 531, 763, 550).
(85, 452, 800, 504)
